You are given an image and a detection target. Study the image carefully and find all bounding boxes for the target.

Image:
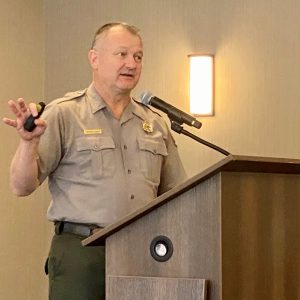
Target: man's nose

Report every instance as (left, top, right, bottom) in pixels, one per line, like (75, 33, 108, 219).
(125, 56, 138, 68)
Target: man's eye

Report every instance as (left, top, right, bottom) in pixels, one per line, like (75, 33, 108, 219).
(117, 52, 127, 57)
(134, 54, 143, 62)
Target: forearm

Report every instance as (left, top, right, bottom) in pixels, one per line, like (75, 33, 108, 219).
(10, 138, 41, 196)
(3, 98, 47, 196)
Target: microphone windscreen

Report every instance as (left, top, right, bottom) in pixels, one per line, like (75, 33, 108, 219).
(140, 91, 153, 105)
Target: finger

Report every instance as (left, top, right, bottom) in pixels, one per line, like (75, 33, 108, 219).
(28, 102, 38, 117)
(34, 118, 47, 128)
(8, 99, 24, 119)
(17, 98, 28, 113)
(2, 117, 17, 128)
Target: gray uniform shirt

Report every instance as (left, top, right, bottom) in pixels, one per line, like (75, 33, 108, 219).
(38, 84, 187, 227)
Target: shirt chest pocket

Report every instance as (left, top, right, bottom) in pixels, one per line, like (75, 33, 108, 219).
(76, 136, 116, 179)
(137, 137, 168, 184)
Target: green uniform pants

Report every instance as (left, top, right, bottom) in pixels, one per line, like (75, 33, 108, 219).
(46, 232, 105, 300)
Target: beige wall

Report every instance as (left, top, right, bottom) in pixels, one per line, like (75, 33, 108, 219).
(1, 0, 299, 298)
(0, 1, 51, 299)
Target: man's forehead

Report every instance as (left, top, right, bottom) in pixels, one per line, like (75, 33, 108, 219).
(106, 27, 141, 41)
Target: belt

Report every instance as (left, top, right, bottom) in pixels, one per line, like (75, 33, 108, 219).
(55, 221, 102, 237)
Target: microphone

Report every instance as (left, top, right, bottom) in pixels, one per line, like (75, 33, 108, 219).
(140, 91, 202, 129)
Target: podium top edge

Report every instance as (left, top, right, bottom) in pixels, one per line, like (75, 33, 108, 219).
(230, 154, 300, 164)
(225, 154, 300, 173)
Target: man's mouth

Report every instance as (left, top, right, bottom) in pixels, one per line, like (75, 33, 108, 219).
(120, 73, 134, 78)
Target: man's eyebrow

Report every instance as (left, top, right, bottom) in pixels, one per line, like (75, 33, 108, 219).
(114, 47, 143, 53)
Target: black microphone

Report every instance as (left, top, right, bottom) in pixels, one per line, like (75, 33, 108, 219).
(140, 91, 202, 129)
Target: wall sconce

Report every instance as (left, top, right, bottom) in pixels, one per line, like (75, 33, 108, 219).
(188, 54, 214, 116)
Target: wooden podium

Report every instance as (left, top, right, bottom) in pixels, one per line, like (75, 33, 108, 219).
(83, 155, 300, 300)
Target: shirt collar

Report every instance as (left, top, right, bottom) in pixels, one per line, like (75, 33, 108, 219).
(86, 84, 107, 114)
(86, 83, 147, 122)
(130, 98, 148, 121)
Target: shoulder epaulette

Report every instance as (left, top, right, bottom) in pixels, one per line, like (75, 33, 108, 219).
(51, 89, 87, 105)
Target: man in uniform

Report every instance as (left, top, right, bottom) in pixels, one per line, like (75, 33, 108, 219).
(3, 22, 186, 299)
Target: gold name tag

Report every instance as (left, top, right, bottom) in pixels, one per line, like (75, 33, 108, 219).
(84, 129, 102, 135)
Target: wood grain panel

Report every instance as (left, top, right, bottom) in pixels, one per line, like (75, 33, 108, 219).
(222, 172, 300, 299)
(107, 276, 207, 300)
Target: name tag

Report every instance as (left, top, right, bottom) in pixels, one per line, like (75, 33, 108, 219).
(84, 129, 102, 135)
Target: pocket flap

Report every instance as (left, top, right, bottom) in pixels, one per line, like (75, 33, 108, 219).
(138, 138, 168, 156)
(76, 136, 115, 152)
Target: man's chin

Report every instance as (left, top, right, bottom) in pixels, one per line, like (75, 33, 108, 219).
(117, 82, 138, 92)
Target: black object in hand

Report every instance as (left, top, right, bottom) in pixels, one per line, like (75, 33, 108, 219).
(24, 102, 46, 132)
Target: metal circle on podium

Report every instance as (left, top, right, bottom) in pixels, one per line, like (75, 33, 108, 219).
(150, 235, 173, 262)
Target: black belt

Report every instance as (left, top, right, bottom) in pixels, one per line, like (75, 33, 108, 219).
(55, 221, 102, 237)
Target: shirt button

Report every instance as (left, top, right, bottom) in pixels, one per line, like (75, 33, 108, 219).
(123, 145, 127, 150)
(128, 169, 132, 174)
(94, 145, 99, 150)
(130, 194, 135, 199)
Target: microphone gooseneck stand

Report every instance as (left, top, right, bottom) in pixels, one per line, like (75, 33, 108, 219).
(170, 120, 231, 157)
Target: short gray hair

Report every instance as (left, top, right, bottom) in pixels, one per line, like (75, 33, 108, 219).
(91, 22, 142, 49)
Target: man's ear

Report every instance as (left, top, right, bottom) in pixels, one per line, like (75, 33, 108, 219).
(88, 49, 98, 69)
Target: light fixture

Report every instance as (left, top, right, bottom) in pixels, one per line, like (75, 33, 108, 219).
(188, 54, 214, 116)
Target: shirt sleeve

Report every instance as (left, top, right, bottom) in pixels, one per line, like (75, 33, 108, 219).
(37, 103, 64, 183)
(158, 129, 187, 195)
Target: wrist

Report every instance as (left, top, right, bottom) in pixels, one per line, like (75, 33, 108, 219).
(19, 136, 40, 149)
